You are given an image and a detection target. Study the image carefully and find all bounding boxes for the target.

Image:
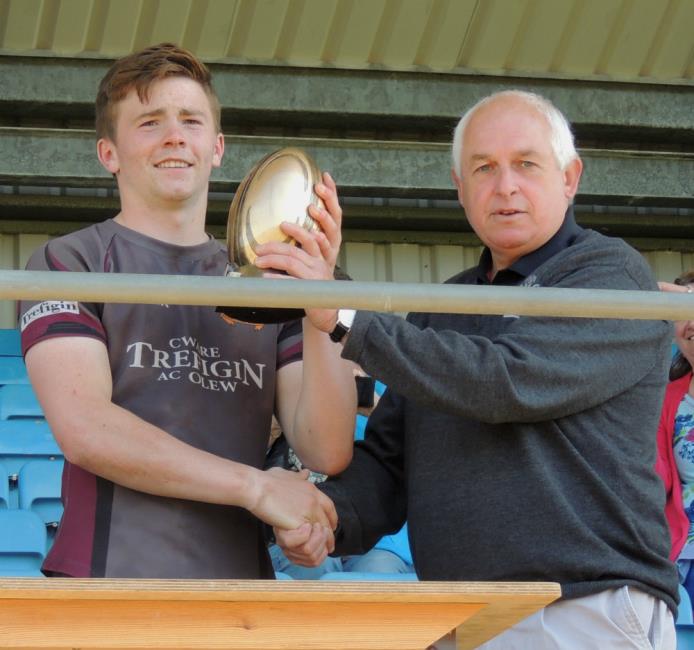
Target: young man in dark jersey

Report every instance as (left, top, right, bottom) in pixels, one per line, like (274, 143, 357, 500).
(19, 43, 356, 579)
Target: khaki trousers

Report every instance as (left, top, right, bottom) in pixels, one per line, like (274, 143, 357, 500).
(432, 586, 675, 650)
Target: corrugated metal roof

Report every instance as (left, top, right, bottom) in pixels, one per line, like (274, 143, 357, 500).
(0, 0, 692, 83)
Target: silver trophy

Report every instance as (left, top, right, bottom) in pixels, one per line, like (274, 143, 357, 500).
(217, 148, 324, 324)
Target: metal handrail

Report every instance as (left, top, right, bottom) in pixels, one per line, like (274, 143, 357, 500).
(1, 270, 693, 321)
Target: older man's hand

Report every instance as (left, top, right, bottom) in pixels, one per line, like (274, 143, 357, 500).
(274, 521, 336, 567)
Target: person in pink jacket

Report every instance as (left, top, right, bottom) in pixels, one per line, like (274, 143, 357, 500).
(657, 271, 694, 609)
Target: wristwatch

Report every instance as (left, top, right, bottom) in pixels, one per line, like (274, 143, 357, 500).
(328, 309, 356, 343)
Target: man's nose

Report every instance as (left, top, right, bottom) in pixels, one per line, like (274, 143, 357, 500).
(162, 121, 186, 146)
(494, 166, 519, 196)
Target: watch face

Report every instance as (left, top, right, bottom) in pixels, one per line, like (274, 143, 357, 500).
(338, 309, 356, 328)
(227, 147, 323, 270)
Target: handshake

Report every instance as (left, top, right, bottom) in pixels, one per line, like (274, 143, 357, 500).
(248, 466, 337, 567)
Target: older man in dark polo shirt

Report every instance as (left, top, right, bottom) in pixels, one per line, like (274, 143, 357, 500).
(263, 90, 677, 649)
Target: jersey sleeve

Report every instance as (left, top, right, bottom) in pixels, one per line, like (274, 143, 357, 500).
(276, 318, 303, 369)
(20, 237, 107, 356)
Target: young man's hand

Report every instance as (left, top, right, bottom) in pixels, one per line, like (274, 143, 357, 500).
(246, 466, 338, 531)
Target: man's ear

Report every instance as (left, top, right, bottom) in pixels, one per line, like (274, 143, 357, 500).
(562, 157, 583, 200)
(212, 133, 224, 168)
(97, 138, 119, 175)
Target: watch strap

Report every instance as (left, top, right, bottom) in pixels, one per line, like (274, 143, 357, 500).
(329, 321, 350, 343)
(328, 309, 356, 343)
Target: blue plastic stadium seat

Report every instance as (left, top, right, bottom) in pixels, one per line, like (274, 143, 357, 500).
(0, 509, 46, 576)
(18, 459, 64, 530)
(0, 384, 43, 419)
(0, 330, 21, 357)
(676, 586, 694, 649)
(0, 420, 62, 507)
(0, 420, 61, 471)
(679, 585, 693, 624)
(0, 357, 31, 385)
(677, 623, 694, 650)
(319, 572, 418, 581)
(0, 461, 9, 509)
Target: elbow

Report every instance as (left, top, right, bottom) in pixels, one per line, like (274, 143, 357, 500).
(49, 421, 91, 468)
(55, 436, 83, 467)
(324, 448, 354, 476)
(305, 446, 353, 477)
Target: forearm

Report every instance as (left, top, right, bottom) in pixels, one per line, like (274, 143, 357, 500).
(321, 442, 407, 556)
(54, 397, 259, 508)
(343, 307, 670, 423)
(53, 399, 338, 529)
(289, 319, 356, 473)
(27, 337, 338, 532)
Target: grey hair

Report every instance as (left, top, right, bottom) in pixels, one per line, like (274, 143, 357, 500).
(451, 90, 578, 177)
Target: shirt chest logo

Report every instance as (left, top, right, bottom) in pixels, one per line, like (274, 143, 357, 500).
(125, 336, 266, 393)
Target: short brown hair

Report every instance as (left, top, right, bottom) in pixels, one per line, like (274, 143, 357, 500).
(674, 271, 694, 288)
(95, 42, 221, 141)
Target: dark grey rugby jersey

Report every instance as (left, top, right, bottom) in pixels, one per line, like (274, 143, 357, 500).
(20, 219, 302, 578)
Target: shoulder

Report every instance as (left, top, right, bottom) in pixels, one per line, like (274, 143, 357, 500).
(443, 266, 479, 286)
(402, 265, 478, 327)
(27, 222, 115, 272)
(574, 229, 648, 272)
(50, 222, 113, 251)
(666, 373, 691, 403)
(540, 229, 657, 290)
(660, 374, 691, 429)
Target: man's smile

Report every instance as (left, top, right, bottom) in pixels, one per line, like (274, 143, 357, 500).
(155, 159, 192, 168)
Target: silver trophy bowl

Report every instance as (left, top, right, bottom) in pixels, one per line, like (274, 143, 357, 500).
(218, 148, 324, 324)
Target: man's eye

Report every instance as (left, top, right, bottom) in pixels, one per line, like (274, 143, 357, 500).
(475, 164, 492, 173)
(520, 160, 535, 168)
(184, 119, 202, 125)
(140, 120, 157, 127)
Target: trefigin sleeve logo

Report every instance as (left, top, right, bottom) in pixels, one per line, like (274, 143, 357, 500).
(21, 301, 80, 331)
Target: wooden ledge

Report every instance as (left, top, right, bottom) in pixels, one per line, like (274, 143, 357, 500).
(0, 578, 561, 650)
